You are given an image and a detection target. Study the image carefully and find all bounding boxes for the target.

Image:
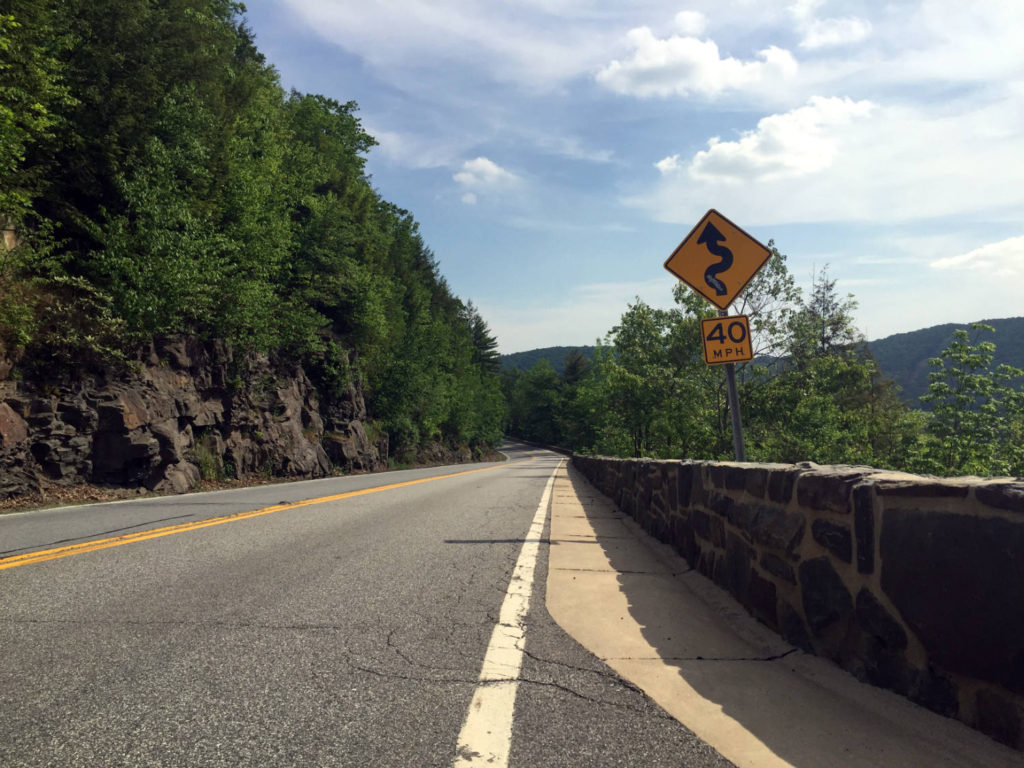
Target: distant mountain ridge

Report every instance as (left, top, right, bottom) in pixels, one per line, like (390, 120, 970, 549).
(500, 346, 597, 376)
(868, 317, 1023, 404)
(500, 317, 1024, 406)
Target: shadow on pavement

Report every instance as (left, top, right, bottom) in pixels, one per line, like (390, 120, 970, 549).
(550, 464, 1020, 768)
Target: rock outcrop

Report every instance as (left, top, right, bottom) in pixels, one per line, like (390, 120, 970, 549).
(0, 336, 387, 500)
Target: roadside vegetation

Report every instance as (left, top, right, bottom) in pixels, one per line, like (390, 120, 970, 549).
(504, 247, 1024, 478)
(0, 0, 505, 459)
(4, 2, 1017, 479)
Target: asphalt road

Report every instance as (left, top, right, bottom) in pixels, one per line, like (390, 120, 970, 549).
(0, 443, 732, 768)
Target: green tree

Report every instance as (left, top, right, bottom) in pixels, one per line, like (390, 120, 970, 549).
(786, 265, 862, 368)
(558, 348, 593, 450)
(742, 269, 916, 467)
(742, 352, 919, 467)
(512, 359, 564, 445)
(463, 301, 500, 375)
(0, 1, 74, 227)
(439, 303, 506, 447)
(575, 300, 719, 459)
(917, 324, 1024, 476)
(562, 349, 589, 386)
(601, 301, 674, 457)
(672, 244, 803, 456)
(730, 240, 802, 360)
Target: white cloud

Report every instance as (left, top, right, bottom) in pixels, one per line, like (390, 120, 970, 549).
(686, 96, 874, 182)
(369, 126, 459, 169)
(279, 0, 621, 91)
(674, 10, 707, 36)
(800, 16, 871, 49)
(931, 236, 1024, 277)
(898, 0, 1024, 83)
(886, 233, 979, 263)
(850, 232, 1024, 341)
(251, 1, 1024, 352)
(595, 27, 798, 98)
(790, 0, 871, 49)
(278, 0, 1023, 100)
(855, 255, 925, 266)
(539, 135, 614, 164)
(499, 214, 634, 233)
(461, 192, 478, 205)
(453, 157, 520, 190)
(788, 0, 821, 20)
(628, 96, 1024, 226)
(655, 154, 684, 175)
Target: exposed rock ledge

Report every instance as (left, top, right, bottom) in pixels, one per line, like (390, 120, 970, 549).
(0, 336, 388, 501)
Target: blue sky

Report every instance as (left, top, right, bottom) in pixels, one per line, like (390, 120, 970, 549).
(242, 0, 1023, 353)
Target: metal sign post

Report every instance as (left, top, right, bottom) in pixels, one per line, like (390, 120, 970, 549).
(719, 310, 747, 462)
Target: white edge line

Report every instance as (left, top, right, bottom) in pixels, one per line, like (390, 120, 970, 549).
(452, 458, 563, 767)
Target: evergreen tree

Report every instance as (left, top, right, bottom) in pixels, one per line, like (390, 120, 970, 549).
(463, 301, 500, 375)
(786, 265, 862, 368)
(743, 268, 915, 467)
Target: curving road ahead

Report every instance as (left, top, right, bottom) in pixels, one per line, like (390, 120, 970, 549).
(0, 444, 730, 768)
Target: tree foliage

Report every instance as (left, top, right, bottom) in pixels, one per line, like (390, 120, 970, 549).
(786, 266, 861, 369)
(0, 0, 505, 457)
(740, 268, 917, 468)
(504, 252, 1017, 476)
(916, 324, 1024, 476)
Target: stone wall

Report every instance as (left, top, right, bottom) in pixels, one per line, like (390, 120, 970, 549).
(572, 455, 1024, 750)
(0, 336, 387, 500)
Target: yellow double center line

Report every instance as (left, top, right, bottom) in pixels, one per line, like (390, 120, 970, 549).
(0, 455, 537, 572)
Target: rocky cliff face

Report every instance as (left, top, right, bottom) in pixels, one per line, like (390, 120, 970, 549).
(0, 336, 387, 501)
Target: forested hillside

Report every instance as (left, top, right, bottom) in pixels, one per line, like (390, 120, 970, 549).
(869, 318, 1024, 405)
(0, 0, 504, 464)
(501, 346, 596, 376)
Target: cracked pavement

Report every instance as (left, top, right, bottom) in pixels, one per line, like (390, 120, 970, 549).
(0, 445, 734, 767)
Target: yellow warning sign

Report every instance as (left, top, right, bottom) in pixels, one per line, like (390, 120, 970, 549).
(701, 315, 753, 366)
(665, 209, 771, 310)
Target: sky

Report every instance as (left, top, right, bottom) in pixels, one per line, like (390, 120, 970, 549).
(241, 0, 1024, 353)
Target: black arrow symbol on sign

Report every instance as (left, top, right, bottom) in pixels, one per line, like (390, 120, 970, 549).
(697, 221, 733, 297)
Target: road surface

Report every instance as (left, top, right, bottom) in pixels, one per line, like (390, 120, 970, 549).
(3, 443, 1019, 767)
(0, 444, 730, 767)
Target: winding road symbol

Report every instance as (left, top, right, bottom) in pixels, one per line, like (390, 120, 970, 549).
(663, 209, 771, 310)
(697, 221, 733, 297)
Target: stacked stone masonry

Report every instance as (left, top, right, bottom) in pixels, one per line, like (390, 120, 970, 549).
(572, 455, 1024, 751)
